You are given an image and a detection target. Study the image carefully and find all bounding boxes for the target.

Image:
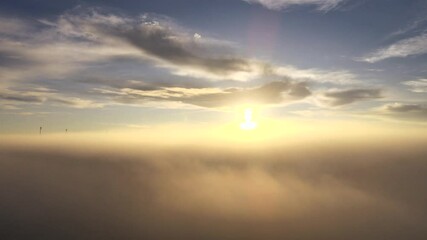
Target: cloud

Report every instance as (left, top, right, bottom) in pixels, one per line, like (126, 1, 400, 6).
(318, 88, 383, 106)
(242, 0, 344, 11)
(0, 91, 46, 104)
(53, 9, 265, 81)
(378, 102, 427, 120)
(183, 81, 311, 107)
(1, 139, 427, 239)
(82, 78, 165, 91)
(50, 97, 104, 109)
(0, 7, 366, 113)
(96, 80, 311, 108)
(0, 33, 140, 85)
(387, 16, 427, 39)
(274, 65, 359, 84)
(0, 17, 32, 36)
(361, 33, 427, 63)
(0, 88, 103, 109)
(0, 9, 358, 84)
(403, 79, 427, 93)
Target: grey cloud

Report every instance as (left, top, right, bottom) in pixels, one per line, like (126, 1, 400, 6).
(80, 78, 162, 91)
(242, 0, 345, 11)
(384, 103, 427, 113)
(0, 8, 365, 113)
(56, 10, 265, 81)
(379, 103, 427, 120)
(113, 26, 250, 75)
(0, 90, 47, 103)
(320, 88, 383, 106)
(0, 9, 361, 89)
(0, 92, 45, 103)
(50, 97, 104, 109)
(102, 80, 311, 108)
(183, 81, 310, 107)
(0, 17, 33, 36)
(1, 139, 427, 240)
(403, 79, 427, 93)
(0, 50, 35, 68)
(0, 88, 103, 109)
(56, 10, 357, 83)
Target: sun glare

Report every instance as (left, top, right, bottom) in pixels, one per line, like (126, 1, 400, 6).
(240, 108, 257, 130)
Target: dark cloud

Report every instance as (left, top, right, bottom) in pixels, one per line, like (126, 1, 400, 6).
(55, 9, 266, 81)
(0, 89, 102, 109)
(384, 103, 427, 113)
(0, 91, 46, 103)
(1, 139, 427, 240)
(379, 103, 427, 120)
(320, 88, 383, 106)
(113, 25, 252, 75)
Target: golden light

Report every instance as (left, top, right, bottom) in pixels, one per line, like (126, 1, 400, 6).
(240, 108, 257, 130)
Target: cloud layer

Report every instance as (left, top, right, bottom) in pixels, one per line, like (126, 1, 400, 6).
(0, 8, 366, 111)
(242, 0, 344, 11)
(53, 9, 266, 81)
(94, 80, 311, 108)
(1, 139, 427, 240)
(3, 6, 424, 125)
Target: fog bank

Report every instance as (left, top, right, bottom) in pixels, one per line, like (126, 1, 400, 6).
(1, 139, 427, 239)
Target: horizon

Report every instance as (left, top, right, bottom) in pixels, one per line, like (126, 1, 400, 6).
(0, 0, 426, 135)
(1, 1, 427, 240)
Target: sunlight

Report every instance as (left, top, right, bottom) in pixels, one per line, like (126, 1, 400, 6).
(240, 108, 257, 131)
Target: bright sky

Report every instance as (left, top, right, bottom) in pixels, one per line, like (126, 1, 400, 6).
(0, 0, 426, 135)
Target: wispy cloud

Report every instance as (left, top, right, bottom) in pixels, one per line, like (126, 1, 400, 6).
(0, 10, 359, 85)
(274, 66, 359, 84)
(96, 80, 311, 108)
(403, 79, 427, 93)
(242, 0, 344, 11)
(53, 9, 265, 81)
(50, 96, 104, 109)
(361, 33, 427, 63)
(0, 91, 46, 104)
(0, 88, 103, 109)
(387, 16, 427, 39)
(0, 7, 368, 113)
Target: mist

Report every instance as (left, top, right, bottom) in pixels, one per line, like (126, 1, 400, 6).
(1, 137, 427, 240)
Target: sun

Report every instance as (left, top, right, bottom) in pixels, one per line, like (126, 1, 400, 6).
(240, 108, 257, 130)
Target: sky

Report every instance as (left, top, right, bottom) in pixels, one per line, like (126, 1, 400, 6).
(0, 0, 426, 135)
(2, 2, 427, 239)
